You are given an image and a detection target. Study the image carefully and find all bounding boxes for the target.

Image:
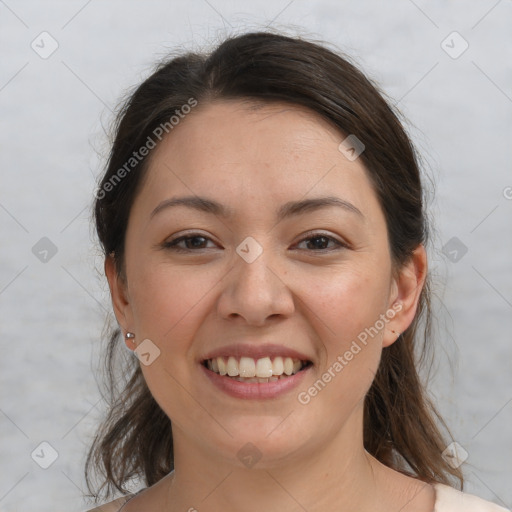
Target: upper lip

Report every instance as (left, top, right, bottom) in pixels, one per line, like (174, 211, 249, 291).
(201, 343, 313, 363)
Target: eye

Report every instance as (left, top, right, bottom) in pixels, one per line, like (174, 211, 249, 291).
(162, 231, 347, 253)
(163, 233, 218, 252)
(294, 232, 346, 251)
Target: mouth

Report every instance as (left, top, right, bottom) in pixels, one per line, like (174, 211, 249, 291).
(201, 355, 313, 383)
(199, 344, 314, 399)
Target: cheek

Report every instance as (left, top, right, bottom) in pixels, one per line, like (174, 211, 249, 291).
(312, 266, 389, 340)
(129, 262, 217, 337)
(130, 264, 214, 423)
(127, 263, 221, 390)
(307, 267, 388, 392)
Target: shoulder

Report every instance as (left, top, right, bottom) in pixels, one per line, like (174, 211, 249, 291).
(82, 494, 134, 512)
(434, 483, 510, 512)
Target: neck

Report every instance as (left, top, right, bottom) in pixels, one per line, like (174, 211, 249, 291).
(164, 413, 382, 512)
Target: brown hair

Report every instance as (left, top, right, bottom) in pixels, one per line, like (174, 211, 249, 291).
(86, 30, 463, 499)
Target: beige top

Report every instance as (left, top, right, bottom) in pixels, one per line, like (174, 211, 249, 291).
(433, 484, 509, 511)
(84, 483, 510, 511)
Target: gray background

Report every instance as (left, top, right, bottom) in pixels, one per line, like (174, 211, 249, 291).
(0, 1, 511, 511)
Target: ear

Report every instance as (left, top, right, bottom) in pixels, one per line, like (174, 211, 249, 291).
(104, 254, 134, 350)
(382, 244, 427, 348)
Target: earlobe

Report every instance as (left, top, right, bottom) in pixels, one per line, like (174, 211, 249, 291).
(383, 244, 428, 348)
(104, 254, 134, 348)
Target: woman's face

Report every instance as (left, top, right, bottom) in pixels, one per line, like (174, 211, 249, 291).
(107, 100, 423, 468)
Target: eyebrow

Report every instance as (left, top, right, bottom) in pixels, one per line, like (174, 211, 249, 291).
(150, 195, 364, 221)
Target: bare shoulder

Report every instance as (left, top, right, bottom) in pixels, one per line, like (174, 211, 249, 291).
(83, 495, 132, 512)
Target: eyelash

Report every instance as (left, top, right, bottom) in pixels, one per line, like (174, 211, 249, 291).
(163, 231, 347, 253)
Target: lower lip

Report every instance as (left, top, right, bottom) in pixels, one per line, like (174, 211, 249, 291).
(200, 363, 311, 400)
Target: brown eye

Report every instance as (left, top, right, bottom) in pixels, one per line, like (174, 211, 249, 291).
(164, 234, 217, 252)
(295, 233, 346, 251)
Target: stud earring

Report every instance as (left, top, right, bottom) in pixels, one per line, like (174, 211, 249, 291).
(125, 332, 135, 342)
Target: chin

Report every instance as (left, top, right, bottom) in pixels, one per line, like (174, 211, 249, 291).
(203, 415, 313, 469)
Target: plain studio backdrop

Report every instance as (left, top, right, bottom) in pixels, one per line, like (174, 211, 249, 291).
(0, 1, 511, 511)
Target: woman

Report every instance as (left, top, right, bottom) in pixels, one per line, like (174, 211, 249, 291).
(84, 31, 508, 511)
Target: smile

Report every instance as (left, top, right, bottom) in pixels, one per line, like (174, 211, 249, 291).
(200, 354, 313, 399)
(203, 356, 311, 382)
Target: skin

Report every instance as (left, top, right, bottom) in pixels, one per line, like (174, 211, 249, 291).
(104, 100, 433, 512)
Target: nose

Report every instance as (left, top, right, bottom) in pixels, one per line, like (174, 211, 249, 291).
(216, 246, 295, 326)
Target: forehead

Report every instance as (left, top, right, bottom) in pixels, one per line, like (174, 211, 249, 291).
(150, 99, 343, 171)
(137, 99, 381, 220)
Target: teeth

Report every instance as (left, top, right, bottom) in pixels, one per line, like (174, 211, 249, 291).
(206, 356, 307, 379)
(239, 357, 256, 377)
(255, 357, 273, 378)
(217, 357, 227, 375)
(227, 356, 239, 377)
(283, 357, 294, 376)
(272, 356, 284, 376)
